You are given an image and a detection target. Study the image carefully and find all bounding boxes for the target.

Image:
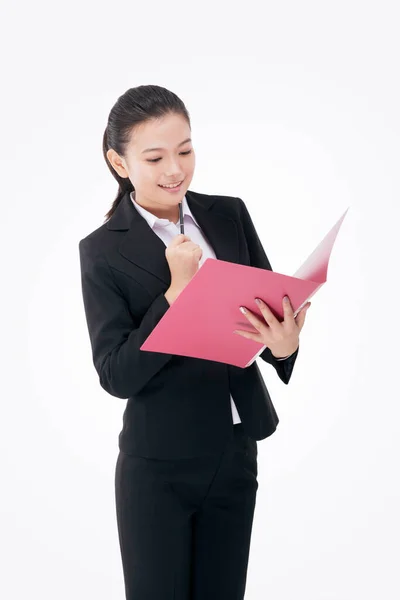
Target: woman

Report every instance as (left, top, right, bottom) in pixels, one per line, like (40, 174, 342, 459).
(79, 84, 310, 600)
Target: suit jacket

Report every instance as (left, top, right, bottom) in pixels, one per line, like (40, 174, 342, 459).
(78, 189, 299, 459)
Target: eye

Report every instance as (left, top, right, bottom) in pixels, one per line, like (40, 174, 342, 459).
(146, 149, 193, 163)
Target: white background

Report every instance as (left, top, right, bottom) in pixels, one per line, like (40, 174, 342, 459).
(1, 1, 399, 598)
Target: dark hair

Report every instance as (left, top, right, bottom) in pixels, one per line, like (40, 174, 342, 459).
(102, 85, 191, 222)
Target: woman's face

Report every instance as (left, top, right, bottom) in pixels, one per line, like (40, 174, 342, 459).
(107, 112, 196, 219)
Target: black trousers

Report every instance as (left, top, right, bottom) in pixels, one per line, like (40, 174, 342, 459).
(114, 423, 259, 600)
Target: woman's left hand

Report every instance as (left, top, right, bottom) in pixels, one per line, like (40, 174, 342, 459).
(233, 296, 311, 358)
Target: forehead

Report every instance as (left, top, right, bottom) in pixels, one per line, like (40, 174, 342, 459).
(131, 113, 190, 149)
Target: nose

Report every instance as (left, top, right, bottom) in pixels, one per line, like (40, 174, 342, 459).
(163, 156, 185, 178)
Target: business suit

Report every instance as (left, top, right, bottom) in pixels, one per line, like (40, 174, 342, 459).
(79, 188, 299, 599)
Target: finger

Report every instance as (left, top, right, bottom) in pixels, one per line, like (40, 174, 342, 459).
(295, 312, 306, 330)
(295, 303, 311, 330)
(233, 329, 263, 342)
(282, 295, 295, 326)
(239, 306, 268, 334)
(254, 298, 279, 328)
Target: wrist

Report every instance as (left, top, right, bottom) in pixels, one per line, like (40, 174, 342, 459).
(164, 286, 183, 306)
(271, 344, 299, 359)
(164, 288, 177, 306)
(272, 352, 291, 360)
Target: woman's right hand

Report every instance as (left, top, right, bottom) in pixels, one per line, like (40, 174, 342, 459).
(165, 234, 203, 294)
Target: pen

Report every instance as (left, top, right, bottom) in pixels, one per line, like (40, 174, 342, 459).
(179, 201, 185, 234)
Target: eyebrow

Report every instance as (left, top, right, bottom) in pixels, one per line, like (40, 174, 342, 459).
(141, 137, 192, 154)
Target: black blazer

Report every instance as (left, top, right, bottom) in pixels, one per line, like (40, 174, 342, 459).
(78, 189, 299, 459)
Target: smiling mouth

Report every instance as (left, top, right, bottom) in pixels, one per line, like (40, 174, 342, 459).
(158, 180, 184, 188)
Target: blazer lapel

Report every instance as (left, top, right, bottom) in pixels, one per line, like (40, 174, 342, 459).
(106, 189, 240, 286)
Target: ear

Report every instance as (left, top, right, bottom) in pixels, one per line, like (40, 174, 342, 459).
(107, 148, 130, 178)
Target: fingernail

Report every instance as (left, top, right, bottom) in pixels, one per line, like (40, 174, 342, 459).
(255, 298, 262, 305)
(239, 306, 247, 314)
(284, 296, 289, 302)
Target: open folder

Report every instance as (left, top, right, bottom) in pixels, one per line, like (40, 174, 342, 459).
(140, 208, 349, 368)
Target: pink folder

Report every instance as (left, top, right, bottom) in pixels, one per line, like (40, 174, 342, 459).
(140, 208, 349, 368)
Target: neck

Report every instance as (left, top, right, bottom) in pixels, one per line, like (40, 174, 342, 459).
(136, 199, 180, 223)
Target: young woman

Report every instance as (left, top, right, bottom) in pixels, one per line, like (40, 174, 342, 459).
(79, 84, 310, 600)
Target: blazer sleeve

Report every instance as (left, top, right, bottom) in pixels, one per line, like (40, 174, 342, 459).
(79, 239, 173, 398)
(237, 197, 299, 384)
